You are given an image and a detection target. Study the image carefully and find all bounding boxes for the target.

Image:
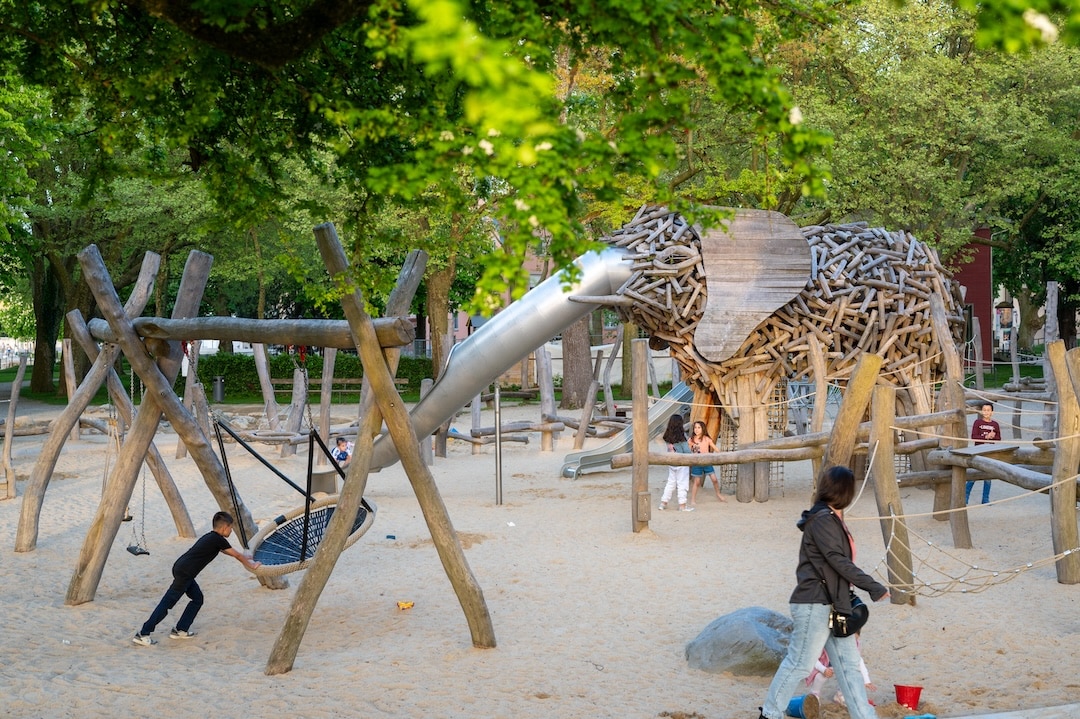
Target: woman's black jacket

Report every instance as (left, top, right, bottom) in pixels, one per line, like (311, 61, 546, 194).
(789, 501, 888, 613)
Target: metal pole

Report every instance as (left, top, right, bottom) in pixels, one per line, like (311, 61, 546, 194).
(495, 384, 503, 505)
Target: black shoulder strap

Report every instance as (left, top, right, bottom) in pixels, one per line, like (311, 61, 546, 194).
(804, 508, 837, 603)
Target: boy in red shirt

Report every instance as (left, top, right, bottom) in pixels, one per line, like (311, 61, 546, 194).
(966, 402, 1001, 504)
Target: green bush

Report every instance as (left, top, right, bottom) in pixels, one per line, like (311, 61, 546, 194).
(195, 351, 433, 395)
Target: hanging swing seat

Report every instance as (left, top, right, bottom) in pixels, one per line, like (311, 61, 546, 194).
(248, 496, 376, 577)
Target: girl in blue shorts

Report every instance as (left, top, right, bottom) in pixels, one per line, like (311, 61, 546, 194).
(688, 420, 726, 507)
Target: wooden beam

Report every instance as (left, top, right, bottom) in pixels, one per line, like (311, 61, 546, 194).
(16, 253, 164, 552)
(611, 445, 822, 469)
(87, 315, 415, 349)
(632, 339, 650, 532)
(870, 386, 915, 605)
(930, 292, 971, 548)
(266, 228, 488, 676)
(67, 247, 273, 606)
(2, 353, 28, 499)
(67, 310, 194, 541)
(926, 450, 1056, 491)
(821, 352, 882, 471)
(1048, 342, 1080, 583)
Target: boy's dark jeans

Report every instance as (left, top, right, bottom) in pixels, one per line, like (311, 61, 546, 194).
(140, 577, 204, 635)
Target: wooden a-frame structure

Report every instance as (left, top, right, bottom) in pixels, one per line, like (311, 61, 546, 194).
(14, 225, 496, 674)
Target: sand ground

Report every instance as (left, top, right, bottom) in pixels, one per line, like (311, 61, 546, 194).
(2, 398, 1078, 719)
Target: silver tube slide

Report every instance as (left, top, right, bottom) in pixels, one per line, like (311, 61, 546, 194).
(371, 247, 631, 470)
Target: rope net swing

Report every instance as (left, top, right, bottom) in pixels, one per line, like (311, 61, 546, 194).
(248, 495, 375, 576)
(213, 417, 376, 578)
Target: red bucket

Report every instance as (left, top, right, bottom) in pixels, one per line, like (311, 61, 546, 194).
(895, 684, 922, 710)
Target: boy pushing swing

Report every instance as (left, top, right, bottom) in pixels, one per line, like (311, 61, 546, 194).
(133, 511, 260, 646)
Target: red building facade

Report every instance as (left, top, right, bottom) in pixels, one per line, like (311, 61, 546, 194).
(949, 228, 994, 364)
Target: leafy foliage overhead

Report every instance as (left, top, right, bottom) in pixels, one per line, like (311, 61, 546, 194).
(3, 0, 839, 307)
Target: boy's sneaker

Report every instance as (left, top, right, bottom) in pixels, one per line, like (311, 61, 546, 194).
(169, 627, 197, 639)
(132, 634, 156, 647)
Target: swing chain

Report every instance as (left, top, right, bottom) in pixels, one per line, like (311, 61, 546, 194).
(130, 464, 149, 551)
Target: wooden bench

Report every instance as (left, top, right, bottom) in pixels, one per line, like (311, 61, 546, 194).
(271, 376, 410, 397)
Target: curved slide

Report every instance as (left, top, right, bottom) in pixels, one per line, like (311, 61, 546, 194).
(559, 381, 693, 479)
(370, 248, 632, 470)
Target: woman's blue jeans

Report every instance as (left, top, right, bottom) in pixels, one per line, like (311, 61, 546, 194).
(140, 578, 204, 636)
(761, 602, 877, 719)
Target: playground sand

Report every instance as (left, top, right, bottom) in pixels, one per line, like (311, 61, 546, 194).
(2, 399, 1078, 719)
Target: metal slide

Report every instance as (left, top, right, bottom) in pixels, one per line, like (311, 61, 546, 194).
(370, 248, 632, 470)
(559, 380, 693, 479)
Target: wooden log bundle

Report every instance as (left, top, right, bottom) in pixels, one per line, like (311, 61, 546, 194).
(598, 205, 966, 414)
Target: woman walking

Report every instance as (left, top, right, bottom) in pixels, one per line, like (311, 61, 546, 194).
(757, 466, 889, 719)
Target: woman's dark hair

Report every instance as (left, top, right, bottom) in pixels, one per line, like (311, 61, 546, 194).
(663, 414, 687, 444)
(814, 465, 856, 509)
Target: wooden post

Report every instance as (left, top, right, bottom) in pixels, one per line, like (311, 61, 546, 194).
(253, 342, 282, 431)
(433, 324, 455, 454)
(734, 375, 755, 503)
(1010, 325, 1022, 440)
(536, 345, 557, 420)
(807, 335, 828, 482)
(870, 386, 915, 605)
(471, 391, 484, 456)
(603, 325, 623, 417)
(265, 245, 429, 673)
(1047, 342, 1080, 583)
(752, 382, 770, 502)
(316, 348, 337, 467)
(2, 352, 28, 499)
(647, 347, 660, 400)
(820, 352, 883, 471)
(266, 224, 492, 676)
(631, 338, 650, 532)
(621, 321, 635, 396)
(176, 340, 201, 460)
(419, 378, 435, 465)
(87, 315, 414, 349)
(1043, 281, 1059, 439)
(191, 383, 212, 460)
(279, 366, 305, 458)
(574, 350, 603, 450)
(267, 383, 382, 675)
(972, 316, 984, 391)
(67, 311, 194, 542)
(929, 293, 971, 549)
(67, 247, 269, 606)
(62, 339, 80, 441)
(15, 254, 177, 551)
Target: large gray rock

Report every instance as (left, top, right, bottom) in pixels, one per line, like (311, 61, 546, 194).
(685, 606, 792, 676)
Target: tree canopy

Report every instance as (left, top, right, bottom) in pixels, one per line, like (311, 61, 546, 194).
(3, 0, 1080, 386)
(3, 0, 841, 306)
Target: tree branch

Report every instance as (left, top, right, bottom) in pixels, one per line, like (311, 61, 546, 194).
(119, 0, 372, 70)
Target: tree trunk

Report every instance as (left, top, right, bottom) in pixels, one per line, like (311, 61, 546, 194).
(426, 259, 456, 381)
(212, 289, 235, 353)
(1059, 294, 1077, 349)
(65, 273, 97, 384)
(29, 254, 63, 394)
(252, 226, 266, 320)
(1016, 286, 1043, 351)
(559, 316, 592, 409)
